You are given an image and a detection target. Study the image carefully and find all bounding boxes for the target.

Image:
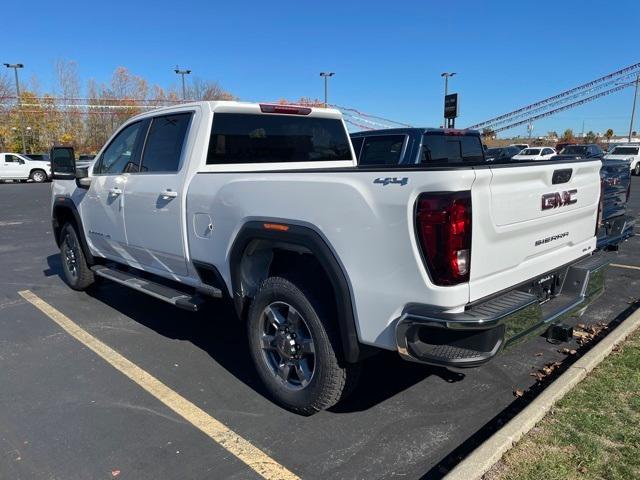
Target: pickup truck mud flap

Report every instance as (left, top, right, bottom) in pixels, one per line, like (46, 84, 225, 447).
(395, 253, 608, 367)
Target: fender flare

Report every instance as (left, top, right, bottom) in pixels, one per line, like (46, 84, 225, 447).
(229, 221, 363, 363)
(52, 196, 95, 264)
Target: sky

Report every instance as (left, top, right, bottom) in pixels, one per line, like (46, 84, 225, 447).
(3, 0, 640, 138)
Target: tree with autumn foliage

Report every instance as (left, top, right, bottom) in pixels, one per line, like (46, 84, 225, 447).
(0, 62, 234, 155)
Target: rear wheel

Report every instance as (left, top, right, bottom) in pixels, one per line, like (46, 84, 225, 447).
(59, 223, 94, 290)
(30, 169, 47, 183)
(247, 276, 359, 415)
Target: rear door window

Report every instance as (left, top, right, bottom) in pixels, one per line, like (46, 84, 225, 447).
(420, 134, 484, 165)
(207, 113, 352, 164)
(140, 113, 192, 173)
(359, 135, 406, 166)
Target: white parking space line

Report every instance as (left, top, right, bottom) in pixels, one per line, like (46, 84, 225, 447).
(18, 290, 299, 480)
(610, 263, 640, 271)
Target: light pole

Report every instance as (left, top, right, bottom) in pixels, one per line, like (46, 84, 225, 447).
(628, 74, 639, 142)
(174, 66, 192, 101)
(319, 72, 335, 107)
(4, 63, 26, 154)
(441, 72, 456, 127)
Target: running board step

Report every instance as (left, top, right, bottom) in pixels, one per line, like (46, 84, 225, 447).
(91, 265, 205, 312)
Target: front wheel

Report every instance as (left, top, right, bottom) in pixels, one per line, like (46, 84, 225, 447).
(247, 276, 359, 415)
(59, 223, 94, 290)
(30, 169, 47, 183)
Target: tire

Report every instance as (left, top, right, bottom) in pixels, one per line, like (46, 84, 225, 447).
(247, 276, 360, 415)
(59, 223, 94, 290)
(30, 169, 47, 183)
(634, 163, 640, 176)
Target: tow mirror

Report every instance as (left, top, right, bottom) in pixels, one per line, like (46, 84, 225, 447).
(50, 146, 76, 180)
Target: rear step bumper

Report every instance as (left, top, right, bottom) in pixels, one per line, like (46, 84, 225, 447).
(395, 253, 609, 368)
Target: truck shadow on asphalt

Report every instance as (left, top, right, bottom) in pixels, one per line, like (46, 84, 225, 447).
(44, 254, 465, 413)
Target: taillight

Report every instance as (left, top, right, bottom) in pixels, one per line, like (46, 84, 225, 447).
(415, 191, 472, 286)
(259, 104, 312, 115)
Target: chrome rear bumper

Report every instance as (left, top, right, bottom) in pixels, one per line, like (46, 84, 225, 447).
(395, 253, 608, 367)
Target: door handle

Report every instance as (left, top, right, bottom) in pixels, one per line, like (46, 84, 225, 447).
(160, 189, 178, 199)
(108, 187, 123, 196)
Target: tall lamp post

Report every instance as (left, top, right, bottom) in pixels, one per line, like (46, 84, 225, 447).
(628, 74, 639, 142)
(441, 72, 456, 128)
(174, 66, 192, 101)
(4, 63, 26, 154)
(319, 72, 335, 107)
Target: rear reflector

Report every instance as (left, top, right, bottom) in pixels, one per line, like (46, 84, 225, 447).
(259, 104, 312, 115)
(415, 191, 472, 286)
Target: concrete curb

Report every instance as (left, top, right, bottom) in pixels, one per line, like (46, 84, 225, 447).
(443, 307, 640, 480)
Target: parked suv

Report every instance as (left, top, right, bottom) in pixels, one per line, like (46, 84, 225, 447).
(556, 144, 603, 159)
(484, 145, 522, 162)
(605, 145, 640, 175)
(50, 104, 606, 414)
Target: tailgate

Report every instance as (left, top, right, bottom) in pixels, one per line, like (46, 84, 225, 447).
(469, 160, 601, 301)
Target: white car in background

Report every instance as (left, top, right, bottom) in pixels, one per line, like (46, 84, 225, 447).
(512, 147, 556, 161)
(604, 145, 640, 175)
(0, 152, 51, 182)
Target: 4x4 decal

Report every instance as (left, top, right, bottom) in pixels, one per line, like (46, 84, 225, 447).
(374, 177, 408, 186)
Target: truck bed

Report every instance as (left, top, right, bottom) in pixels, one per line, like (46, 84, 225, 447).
(187, 159, 601, 349)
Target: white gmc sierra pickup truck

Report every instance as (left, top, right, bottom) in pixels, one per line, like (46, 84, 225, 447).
(50, 101, 607, 414)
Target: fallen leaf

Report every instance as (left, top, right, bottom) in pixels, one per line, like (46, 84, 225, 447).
(111, 471, 120, 477)
(578, 466, 588, 473)
(535, 352, 543, 357)
(514, 389, 524, 398)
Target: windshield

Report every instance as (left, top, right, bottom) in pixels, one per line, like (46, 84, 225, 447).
(520, 149, 541, 156)
(611, 147, 639, 155)
(561, 145, 588, 155)
(420, 134, 485, 165)
(485, 148, 501, 157)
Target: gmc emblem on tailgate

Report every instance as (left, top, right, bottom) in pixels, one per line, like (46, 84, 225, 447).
(541, 189, 577, 210)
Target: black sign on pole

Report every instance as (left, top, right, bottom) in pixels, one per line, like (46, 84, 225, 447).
(444, 93, 459, 120)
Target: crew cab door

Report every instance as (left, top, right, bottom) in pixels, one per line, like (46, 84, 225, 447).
(469, 161, 601, 301)
(81, 120, 146, 260)
(121, 111, 192, 276)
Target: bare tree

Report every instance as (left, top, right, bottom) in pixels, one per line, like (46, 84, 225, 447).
(188, 77, 235, 101)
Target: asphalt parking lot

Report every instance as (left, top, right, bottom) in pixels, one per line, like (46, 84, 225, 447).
(1, 179, 639, 480)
